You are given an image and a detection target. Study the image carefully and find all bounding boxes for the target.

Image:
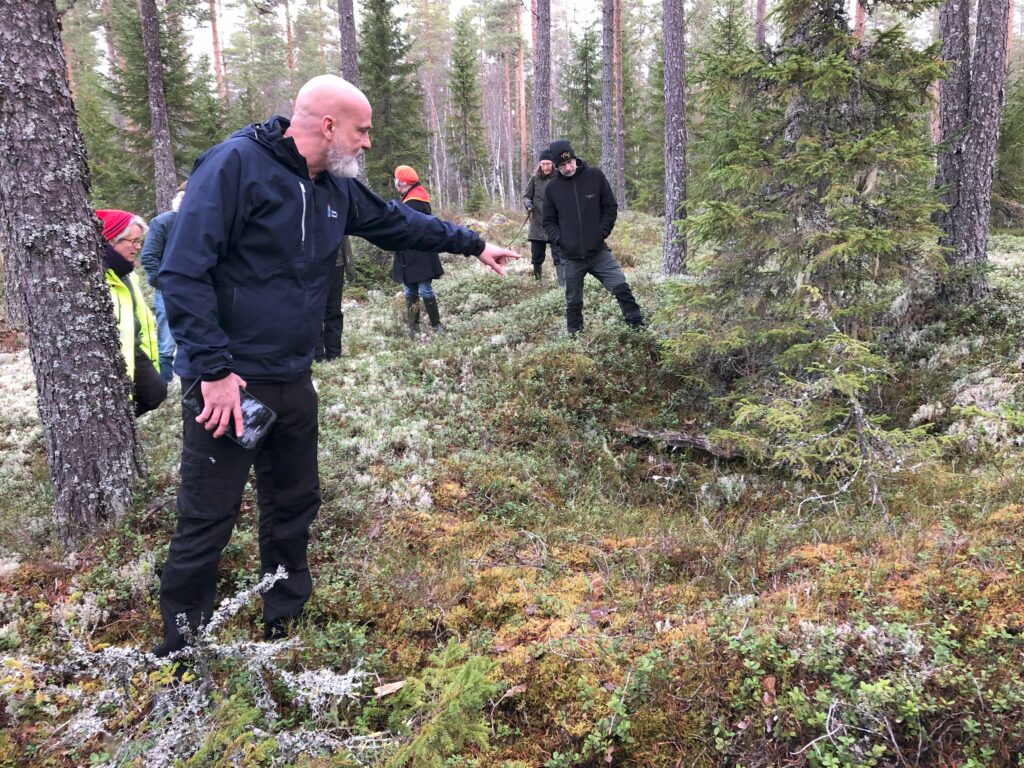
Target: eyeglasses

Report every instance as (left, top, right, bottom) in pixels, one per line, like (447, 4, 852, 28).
(122, 238, 144, 247)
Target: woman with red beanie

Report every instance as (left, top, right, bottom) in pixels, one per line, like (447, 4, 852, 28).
(96, 209, 167, 415)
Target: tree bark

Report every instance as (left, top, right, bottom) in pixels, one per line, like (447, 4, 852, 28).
(601, 0, 614, 173)
(755, 0, 767, 47)
(936, 0, 970, 269)
(517, 2, 528, 180)
(950, 0, 1010, 297)
(0, 0, 143, 549)
(283, 0, 296, 91)
(337, 0, 359, 84)
(853, 0, 866, 38)
(138, 0, 177, 212)
(532, 0, 551, 158)
(613, 0, 626, 208)
(209, 0, 226, 102)
(936, 0, 1010, 302)
(663, 0, 688, 275)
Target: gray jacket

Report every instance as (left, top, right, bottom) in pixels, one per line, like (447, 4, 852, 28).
(523, 171, 555, 241)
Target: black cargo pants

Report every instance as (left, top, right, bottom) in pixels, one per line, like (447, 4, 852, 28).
(158, 372, 320, 650)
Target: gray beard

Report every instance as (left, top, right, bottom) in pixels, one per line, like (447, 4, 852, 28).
(327, 147, 360, 178)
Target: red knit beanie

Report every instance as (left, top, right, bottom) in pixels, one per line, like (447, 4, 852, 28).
(95, 209, 135, 242)
(394, 165, 419, 184)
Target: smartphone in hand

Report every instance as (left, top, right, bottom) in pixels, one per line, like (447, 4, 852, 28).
(181, 379, 277, 450)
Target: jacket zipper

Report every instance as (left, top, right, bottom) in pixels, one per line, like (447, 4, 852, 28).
(572, 178, 583, 249)
(298, 180, 307, 246)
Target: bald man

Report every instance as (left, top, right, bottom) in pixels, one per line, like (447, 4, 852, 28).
(155, 75, 519, 657)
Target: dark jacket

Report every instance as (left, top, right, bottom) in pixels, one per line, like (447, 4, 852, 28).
(140, 209, 176, 290)
(391, 189, 444, 284)
(542, 159, 617, 260)
(160, 116, 486, 382)
(523, 171, 555, 242)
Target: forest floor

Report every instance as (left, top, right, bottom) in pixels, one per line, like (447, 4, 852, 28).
(1, 214, 1024, 767)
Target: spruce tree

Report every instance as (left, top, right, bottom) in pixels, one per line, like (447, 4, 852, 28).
(358, 0, 428, 195)
(106, 0, 226, 216)
(666, 0, 945, 504)
(687, 0, 753, 207)
(447, 8, 487, 211)
(555, 25, 601, 164)
(223, 1, 293, 128)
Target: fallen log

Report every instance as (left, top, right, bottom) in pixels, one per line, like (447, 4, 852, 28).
(616, 425, 742, 460)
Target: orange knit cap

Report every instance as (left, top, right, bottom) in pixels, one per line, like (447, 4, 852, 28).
(394, 165, 419, 184)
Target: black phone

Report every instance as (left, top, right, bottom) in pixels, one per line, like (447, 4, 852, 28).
(181, 379, 277, 450)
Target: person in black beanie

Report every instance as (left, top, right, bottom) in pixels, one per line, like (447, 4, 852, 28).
(542, 139, 644, 334)
(522, 149, 563, 286)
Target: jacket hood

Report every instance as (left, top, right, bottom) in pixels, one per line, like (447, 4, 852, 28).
(240, 115, 311, 177)
(557, 157, 588, 178)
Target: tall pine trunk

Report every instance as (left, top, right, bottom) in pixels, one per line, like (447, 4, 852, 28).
(936, 0, 1010, 302)
(613, 0, 625, 208)
(209, 0, 226, 102)
(337, 0, 359, 85)
(284, 0, 296, 91)
(601, 0, 614, 172)
(0, 0, 143, 548)
(138, 0, 177, 211)
(755, 0, 767, 46)
(532, 0, 551, 157)
(663, 0, 687, 274)
(336, 0, 363, 181)
(517, 3, 528, 180)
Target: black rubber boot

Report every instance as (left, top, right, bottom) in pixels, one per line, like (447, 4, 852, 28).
(405, 298, 420, 336)
(423, 297, 445, 334)
(533, 263, 543, 280)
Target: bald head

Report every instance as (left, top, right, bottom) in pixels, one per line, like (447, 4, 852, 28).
(286, 75, 372, 178)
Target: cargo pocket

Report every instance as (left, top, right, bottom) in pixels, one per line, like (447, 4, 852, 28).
(176, 451, 244, 521)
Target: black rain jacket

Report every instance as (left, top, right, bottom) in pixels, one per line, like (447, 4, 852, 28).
(161, 116, 485, 381)
(541, 159, 617, 260)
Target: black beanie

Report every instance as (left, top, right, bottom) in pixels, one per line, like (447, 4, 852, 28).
(549, 139, 575, 166)
(539, 149, 553, 162)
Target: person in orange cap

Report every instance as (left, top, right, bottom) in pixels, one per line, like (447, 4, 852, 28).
(392, 165, 446, 335)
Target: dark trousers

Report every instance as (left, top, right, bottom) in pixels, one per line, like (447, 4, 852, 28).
(529, 239, 562, 267)
(316, 263, 345, 360)
(563, 250, 644, 333)
(158, 373, 320, 649)
(134, 349, 168, 416)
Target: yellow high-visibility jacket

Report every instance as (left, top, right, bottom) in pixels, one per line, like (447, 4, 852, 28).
(105, 269, 159, 381)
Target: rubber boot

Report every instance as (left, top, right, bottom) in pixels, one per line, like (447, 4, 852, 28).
(422, 297, 445, 334)
(555, 263, 566, 288)
(405, 297, 420, 337)
(533, 263, 543, 280)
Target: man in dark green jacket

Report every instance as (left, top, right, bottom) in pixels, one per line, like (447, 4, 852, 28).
(542, 138, 643, 335)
